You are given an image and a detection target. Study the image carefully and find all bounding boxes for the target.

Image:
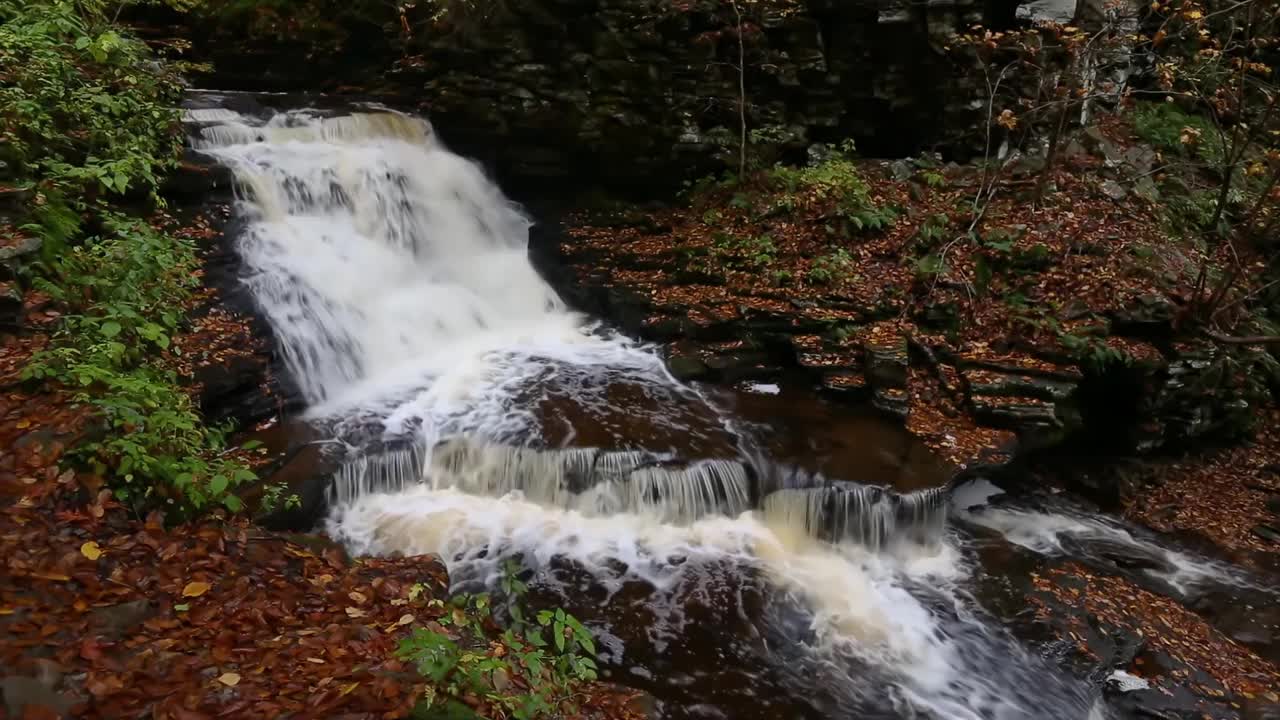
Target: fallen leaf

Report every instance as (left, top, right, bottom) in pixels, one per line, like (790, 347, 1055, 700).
(344, 607, 366, 618)
(80, 637, 102, 661)
(15, 419, 30, 429)
(182, 581, 210, 598)
(397, 614, 414, 626)
(348, 591, 367, 604)
(20, 476, 38, 485)
(217, 672, 240, 687)
(81, 541, 103, 560)
(174, 604, 190, 612)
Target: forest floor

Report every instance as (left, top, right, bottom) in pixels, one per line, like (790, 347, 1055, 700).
(0, 208, 646, 720)
(561, 110, 1276, 470)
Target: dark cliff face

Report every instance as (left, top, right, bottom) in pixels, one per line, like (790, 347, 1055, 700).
(152, 0, 1031, 194)
(415, 0, 1019, 193)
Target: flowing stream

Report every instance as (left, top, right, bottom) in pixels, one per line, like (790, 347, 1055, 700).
(187, 98, 1269, 720)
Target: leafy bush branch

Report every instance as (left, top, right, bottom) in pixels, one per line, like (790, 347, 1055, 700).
(398, 562, 600, 719)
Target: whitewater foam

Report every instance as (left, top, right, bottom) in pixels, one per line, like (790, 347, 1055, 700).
(330, 486, 1094, 719)
(963, 503, 1256, 595)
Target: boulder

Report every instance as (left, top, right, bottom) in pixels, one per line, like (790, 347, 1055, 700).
(0, 280, 21, 333)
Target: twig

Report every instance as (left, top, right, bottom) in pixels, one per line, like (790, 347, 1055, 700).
(1202, 328, 1280, 346)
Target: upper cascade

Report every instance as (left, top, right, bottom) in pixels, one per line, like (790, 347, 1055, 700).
(193, 109, 575, 408)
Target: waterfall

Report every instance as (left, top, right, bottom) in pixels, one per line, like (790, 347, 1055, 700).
(762, 485, 948, 550)
(328, 442, 425, 507)
(326, 435, 946, 547)
(194, 101, 1100, 720)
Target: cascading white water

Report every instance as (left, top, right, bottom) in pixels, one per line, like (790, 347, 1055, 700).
(193, 103, 1101, 719)
(194, 108, 689, 446)
(960, 498, 1267, 597)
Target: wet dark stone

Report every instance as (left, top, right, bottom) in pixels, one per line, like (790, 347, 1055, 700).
(969, 375, 1077, 402)
(971, 399, 1059, 430)
(90, 600, 155, 638)
(1251, 524, 1280, 545)
(0, 661, 74, 719)
(0, 235, 41, 264)
(195, 354, 279, 426)
(1266, 496, 1280, 516)
(162, 152, 235, 201)
(667, 354, 709, 381)
(0, 281, 22, 333)
(864, 341, 908, 389)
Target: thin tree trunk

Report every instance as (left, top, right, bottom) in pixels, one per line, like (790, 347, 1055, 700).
(1035, 99, 1071, 205)
(730, 0, 746, 178)
(1207, 161, 1236, 235)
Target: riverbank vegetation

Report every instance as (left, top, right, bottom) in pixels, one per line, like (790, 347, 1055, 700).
(397, 563, 614, 719)
(1, 0, 254, 514)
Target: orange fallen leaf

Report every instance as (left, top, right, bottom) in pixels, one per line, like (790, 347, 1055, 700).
(182, 581, 211, 598)
(217, 672, 240, 687)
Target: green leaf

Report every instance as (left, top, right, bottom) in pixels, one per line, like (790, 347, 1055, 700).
(99, 321, 122, 338)
(240, 440, 264, 450)
(222, 495, 243, 512)
(209, 474, 228, 496)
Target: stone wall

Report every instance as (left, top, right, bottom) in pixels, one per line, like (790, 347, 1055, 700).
(412, 0, 1017, 190)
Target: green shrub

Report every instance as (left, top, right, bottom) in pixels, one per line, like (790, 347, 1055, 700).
(399, 562, 599, 720)
(767, 151, 899, 232)
(710, 232, 776, 269)
(1133, 101, 1225, 169)
(0, 0, 184, 206)
(23, 215, 255, 513)
(808, 248, 852, 285)
(4, 0, 255, 515)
